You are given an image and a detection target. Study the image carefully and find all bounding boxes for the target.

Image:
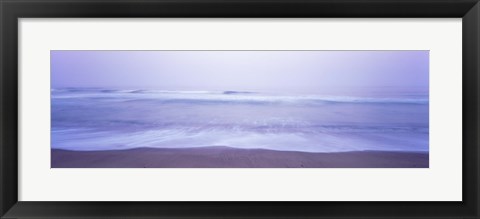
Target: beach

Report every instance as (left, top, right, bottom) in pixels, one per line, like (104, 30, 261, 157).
(50, 51, 429, 169)
(51, 146, 428, 168)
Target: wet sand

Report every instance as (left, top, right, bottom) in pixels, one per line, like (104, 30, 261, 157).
(51, 146, 428, 168)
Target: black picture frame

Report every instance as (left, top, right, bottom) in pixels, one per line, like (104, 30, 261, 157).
(1, 0, 479, 218)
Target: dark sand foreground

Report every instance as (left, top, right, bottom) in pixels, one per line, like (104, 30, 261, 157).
(51, 146, 428, 168)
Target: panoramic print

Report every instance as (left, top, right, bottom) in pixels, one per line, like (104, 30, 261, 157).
(51, 50, 429, 168)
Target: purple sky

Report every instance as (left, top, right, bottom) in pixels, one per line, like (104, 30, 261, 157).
(51, 51, 428, 93)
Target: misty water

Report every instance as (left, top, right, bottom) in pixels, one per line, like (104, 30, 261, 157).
(51, 88, 428, 153)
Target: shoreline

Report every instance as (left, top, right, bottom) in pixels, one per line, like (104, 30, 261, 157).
(51, 146, 429, 168)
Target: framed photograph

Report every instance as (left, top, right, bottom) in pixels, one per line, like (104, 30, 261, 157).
(1, 0, 479, 218)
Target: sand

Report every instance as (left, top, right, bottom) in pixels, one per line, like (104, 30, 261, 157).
(51, 146, 428, 168)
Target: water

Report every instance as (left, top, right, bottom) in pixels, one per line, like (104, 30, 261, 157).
(51, 88, 429, 152)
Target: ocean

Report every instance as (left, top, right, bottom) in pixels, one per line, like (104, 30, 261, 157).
(51, 88, 429, 153)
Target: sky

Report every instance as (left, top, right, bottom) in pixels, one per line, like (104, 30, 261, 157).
(51, 50, 429, 93)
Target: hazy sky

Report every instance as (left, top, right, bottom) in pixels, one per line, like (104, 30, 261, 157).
(51, 50, 428, 93)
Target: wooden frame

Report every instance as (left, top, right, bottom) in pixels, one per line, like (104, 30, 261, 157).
(1, 0, 479, 218)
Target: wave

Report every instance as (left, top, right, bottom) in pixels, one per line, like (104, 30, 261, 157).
(223, 91, 257, 95)
(51, 88, 428, 104)
(51, 126, 429, 152)
(129, 90, 220, 94)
